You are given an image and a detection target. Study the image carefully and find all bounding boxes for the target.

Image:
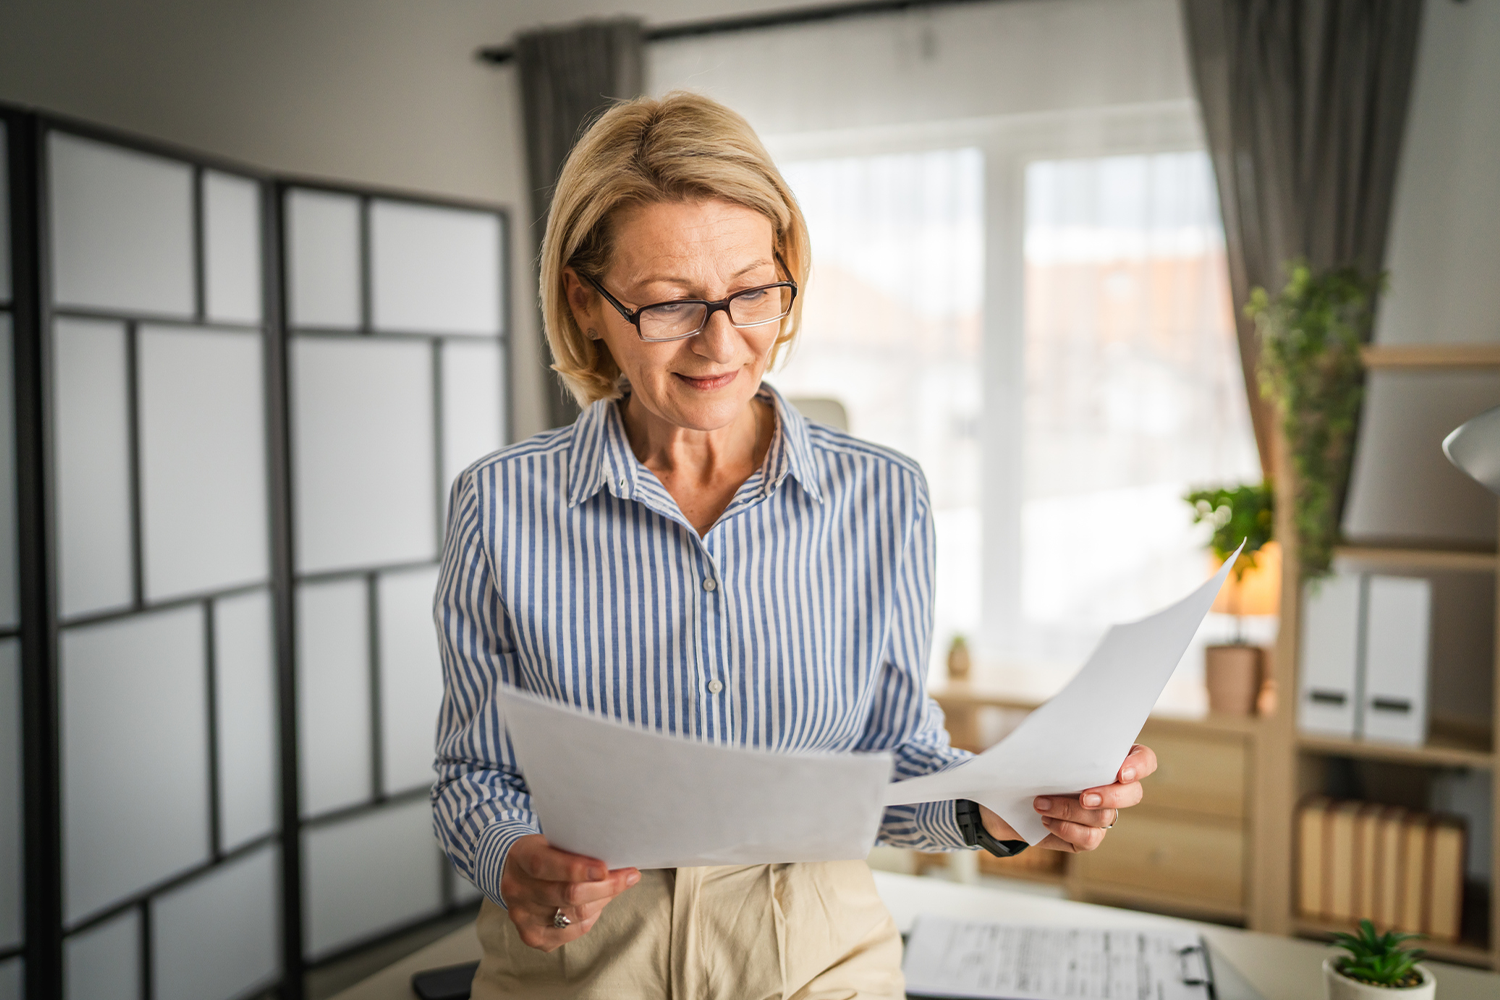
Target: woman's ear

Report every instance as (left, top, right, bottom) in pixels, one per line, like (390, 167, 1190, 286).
(562, 267, 599, 334)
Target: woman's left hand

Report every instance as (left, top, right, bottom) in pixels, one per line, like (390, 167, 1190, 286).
(979, 743, 1158, 853)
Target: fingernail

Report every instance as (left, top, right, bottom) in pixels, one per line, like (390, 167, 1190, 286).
(627, 871, 641, 886)
(1034, 797, 1051, 811)
(590, 867, 606, 881)
(1083, 793, 1102, 808)
(1122, 768, 1136, 782)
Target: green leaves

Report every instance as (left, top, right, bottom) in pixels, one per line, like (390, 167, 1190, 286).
(1248, 262, 1384, 580)
(1185, 482, 1273, 580)
(1330, 919, 1427, 987)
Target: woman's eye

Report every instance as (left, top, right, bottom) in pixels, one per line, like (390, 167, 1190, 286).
(736, 289, 768, 304)
(651, 302, 694, 317)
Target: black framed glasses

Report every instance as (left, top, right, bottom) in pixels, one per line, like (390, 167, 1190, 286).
(582, 272, 799, 343)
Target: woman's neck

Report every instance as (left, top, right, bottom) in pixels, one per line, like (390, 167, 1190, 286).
(620, 393, 775, 534)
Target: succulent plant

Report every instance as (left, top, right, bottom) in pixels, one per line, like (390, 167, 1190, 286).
(1329, 919, 1427, 988)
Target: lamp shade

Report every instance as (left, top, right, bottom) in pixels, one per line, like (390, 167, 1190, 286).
(1444, 404, 1500, 496)
(1211, 541, 1282, 617)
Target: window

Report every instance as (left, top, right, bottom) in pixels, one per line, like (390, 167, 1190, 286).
(777, 144, 1259, 700)
(1016, 152, 1260, 670)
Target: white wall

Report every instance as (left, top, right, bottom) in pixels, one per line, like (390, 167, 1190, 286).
(1345, 0, 1500, 546)
(1376, 0, 1500, 348)
(649, 0, 1192, 137)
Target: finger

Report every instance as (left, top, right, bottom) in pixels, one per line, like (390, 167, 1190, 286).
(1033, 794, 1119, 826)
(1073, 780, 1145, 812)
(1117, 743, 1157, 783)
(1041, 815, 1108, 852)
(542, 867, 641, 908)
(519, 845, 610, 884)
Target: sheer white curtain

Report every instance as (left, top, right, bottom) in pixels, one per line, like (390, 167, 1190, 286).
(1019, 151, 1260, 667)
(775, 150, 984, 666)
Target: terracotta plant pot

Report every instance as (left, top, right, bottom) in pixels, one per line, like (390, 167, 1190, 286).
(1323, 957, 1435, 999)
(1205, 644, 1261, 716)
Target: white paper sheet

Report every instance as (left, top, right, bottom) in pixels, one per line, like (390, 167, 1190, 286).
(497, 687, 892, 869)
(903, 916, 1214, 1000)
(885, 543, 1241, 844)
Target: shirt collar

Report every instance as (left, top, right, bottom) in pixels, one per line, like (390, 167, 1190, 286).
(565, 382, 824, 507)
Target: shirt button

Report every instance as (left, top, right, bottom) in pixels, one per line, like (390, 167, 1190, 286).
(707, 679, 724, 694)
(702, 578, 717, 592)
(617, 477, 627, 489)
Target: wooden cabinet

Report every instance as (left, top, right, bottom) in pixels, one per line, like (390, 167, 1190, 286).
(1069, 720, 1252, 921)
(1070, 811, 1244, 915)
(930, 688, 1260, 924)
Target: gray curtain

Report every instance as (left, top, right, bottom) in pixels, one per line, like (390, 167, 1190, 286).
(517, 18, 645, 428)
(1181, 0, 1424, 475)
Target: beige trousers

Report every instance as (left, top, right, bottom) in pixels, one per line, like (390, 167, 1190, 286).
(471, 861, 904, 999)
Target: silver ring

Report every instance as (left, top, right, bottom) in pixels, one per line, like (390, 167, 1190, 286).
(1105, 810, 1119, 830)
(552, 907, 571, 929)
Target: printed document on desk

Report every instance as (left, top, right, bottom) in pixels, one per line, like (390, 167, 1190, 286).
(903, 916, 1215, 1000)
(497, 686, 891, 870)
(884, 542, 1241, 844)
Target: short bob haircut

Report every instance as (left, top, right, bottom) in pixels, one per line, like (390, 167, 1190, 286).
(540, 91, 811, 406)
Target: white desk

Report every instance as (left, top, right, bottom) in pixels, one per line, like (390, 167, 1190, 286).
(331, 871, 1500, 1000)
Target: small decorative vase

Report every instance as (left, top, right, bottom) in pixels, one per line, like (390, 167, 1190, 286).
(947, 636, 971, 684)
(1204, 644, 1261, 715)
(1323, 958, 1435, 1000)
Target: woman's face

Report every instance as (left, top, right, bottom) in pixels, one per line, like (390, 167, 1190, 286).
(565, 198, 783, 433)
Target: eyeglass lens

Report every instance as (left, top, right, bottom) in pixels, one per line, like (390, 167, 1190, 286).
(638, 285, 794, 341)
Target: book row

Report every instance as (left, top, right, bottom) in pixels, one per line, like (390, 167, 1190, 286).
(1297, 796, 1465, 942)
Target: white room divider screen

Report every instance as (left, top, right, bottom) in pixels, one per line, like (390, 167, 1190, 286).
(1, 105, 509, 1000)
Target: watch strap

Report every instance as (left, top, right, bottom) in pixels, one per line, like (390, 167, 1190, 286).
(955, 799, 1029, 858)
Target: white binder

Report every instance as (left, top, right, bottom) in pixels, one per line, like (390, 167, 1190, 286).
(1362, 575, 1432, 745)
(1298, 572, 1364, 737)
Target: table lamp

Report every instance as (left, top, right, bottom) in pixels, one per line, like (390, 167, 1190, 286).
(1205, 542, 1281, 716)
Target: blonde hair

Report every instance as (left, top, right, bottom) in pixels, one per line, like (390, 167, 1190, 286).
(540, 91, 811, 406)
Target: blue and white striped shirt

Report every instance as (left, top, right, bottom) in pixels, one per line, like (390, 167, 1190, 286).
(431, 382, 970, 904)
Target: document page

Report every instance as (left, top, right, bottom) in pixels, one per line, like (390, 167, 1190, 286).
(498, 687, 892, 870)
(885, 542, 1241, 844)
(903, 916, 1213, 1000)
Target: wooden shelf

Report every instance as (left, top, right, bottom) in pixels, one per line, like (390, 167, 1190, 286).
(1296, 917, 1494, 969)
(1334, 543, 1498, 573)
(1296, 730, 1494, 770)
(1362, 343, 1500, 370)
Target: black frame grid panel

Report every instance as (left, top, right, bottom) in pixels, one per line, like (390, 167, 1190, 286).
(4, 105, 46, 999)
(278, 176, 508, 969)
(2, 100, 511, 1000)
(33, 110, 284, 1000)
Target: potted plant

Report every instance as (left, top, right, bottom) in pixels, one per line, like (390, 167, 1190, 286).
(1324, 920, 1433, 999)
(1247, 262, 1384, 580)
(1186, 481, 1276, 715)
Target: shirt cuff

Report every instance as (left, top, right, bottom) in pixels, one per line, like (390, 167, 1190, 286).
(474, 818, 543, 910)
(915, 798, 970, 852)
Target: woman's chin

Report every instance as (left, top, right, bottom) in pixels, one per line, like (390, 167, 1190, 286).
(649, 389, 756, 432)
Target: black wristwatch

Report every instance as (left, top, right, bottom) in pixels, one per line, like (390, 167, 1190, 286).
(955, 799, 1028, 858)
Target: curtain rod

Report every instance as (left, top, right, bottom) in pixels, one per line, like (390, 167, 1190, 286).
(477, 0, 1012, 65)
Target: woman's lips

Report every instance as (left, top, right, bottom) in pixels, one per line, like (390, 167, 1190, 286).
(676, 371, 737, 391)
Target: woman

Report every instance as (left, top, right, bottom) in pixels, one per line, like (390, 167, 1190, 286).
(432, 92, 1157, 998)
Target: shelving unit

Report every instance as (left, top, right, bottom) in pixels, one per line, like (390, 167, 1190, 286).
(1263, 346, 1500, 968)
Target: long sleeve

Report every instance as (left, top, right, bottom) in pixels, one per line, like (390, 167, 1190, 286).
(855, 473, 973, 852)
(430, 468, 539, 908)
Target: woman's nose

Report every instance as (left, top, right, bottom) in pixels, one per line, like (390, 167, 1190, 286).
(690, 309, 740, 362)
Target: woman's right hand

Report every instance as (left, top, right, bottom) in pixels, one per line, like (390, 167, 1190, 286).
(500, 834, 641, 951)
